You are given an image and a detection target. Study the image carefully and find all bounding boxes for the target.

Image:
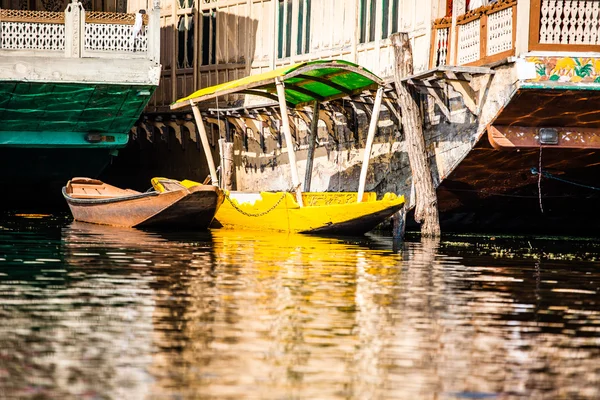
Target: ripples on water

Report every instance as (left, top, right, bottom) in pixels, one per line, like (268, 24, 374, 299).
(0, 213, 599, 399)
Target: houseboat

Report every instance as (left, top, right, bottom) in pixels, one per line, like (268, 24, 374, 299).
(123, 0, 600, 234)
(0, 0, 160, 206)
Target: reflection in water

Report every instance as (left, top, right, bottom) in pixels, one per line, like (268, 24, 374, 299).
(0, 218, 599, 398)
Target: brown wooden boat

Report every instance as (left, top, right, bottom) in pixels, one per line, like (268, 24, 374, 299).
(62, 177, 225, 229)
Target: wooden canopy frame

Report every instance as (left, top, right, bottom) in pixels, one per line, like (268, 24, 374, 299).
(170, 60, 385, 207)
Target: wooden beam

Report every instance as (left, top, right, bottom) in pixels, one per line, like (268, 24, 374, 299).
(218, 138, 235, 189)
(357, 86, 384, 203)
(275, 78, 303, 207)
(284, 83, 326, 102)
(448, 79, 478, 115)
(304, 101, 320, 192)
(191, 101, 218, 186)
(295, 73, 354, 95)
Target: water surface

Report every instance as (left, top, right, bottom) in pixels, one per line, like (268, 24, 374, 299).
(0, 214, 599, 399)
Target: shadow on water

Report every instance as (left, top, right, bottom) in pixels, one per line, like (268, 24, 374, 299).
(0, 215, 600, 398)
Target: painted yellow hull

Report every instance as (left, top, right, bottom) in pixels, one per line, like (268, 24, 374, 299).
(213, 191, 405, 235)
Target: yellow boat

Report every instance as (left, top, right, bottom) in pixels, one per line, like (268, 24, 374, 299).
(170, 60, 405, 235)
(153, 179, 404, 235)
(215, 191, 403, 235)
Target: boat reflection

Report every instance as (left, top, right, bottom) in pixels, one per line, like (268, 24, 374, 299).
(2, 220, 598, 398)
(148, 229, 404, 398)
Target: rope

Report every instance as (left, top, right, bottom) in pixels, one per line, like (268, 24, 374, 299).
(538, 144, 544, 213)
(531, 168, 600, 191)
(224, 184, 300, 217)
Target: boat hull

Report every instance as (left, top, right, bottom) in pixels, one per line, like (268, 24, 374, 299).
(64, 185, 224, 229)
(213, 192, 404, 235)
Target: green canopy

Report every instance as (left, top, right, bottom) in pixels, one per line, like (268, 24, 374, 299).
(171, 60, 383, 110)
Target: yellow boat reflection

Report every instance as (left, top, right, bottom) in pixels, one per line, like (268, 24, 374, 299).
(211, 229, 402, 277)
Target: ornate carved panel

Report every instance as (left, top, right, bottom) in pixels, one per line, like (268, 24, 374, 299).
(84, 22, 148, 52)
(457, 19, 480, 65)
(539, 0, 600, 45)
(0, 21, 65, 50)
(487, 6, 512, 55)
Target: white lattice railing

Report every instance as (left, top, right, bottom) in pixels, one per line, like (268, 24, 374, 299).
(1, 21, 66, 50)
(538, 0, 600, 45)
(84, 23, 148, 52)
(0, 3, 159, 61)
(487, 6, 513, 55)
(457, 18, 481, 64)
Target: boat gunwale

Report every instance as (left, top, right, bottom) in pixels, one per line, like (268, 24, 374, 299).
(62, 186, 161, 205)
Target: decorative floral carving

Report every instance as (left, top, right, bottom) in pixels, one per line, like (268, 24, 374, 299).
(0, 9, 65, 23)
(86, 11, 148, 25)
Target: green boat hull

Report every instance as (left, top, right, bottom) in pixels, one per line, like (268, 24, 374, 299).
(0, 81, 155, 149)
(0, 81, 155, 208)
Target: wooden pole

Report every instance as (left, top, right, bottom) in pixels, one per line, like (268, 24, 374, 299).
(218, 138, 235, 190)
(275, 78, 303, 207)
(303, 100, 320, 192)
(357, 86, 384, 203)
(190, 101, 218, 186)
(391, 32, 441, 238)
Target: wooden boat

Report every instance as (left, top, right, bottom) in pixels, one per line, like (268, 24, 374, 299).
(215, 191, 404, 235)
(170, 60, 406, 236)
(62, 177, 224, 229)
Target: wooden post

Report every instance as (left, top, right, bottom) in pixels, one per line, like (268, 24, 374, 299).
(303, 100, 320, 192)
(190, 101, 218, 186)
(357, 86, 384, 203)
(218, 138, 235, 190)
(391, 32, 441, 238)
(275, 78, 303, 207)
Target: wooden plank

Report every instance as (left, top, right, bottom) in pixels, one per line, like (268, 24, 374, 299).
(303, 101, 320, 192)
(529, 0, 541, 51)
(357, 86, 384, 203)
(275, 78, 303, 206)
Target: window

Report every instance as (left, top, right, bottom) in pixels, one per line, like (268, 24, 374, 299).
(177, 15, 194, 68)
(278, 0, 312, 58)
(278, 0, 293, 58)
(381, 0, 399, 39)
(359, 0, 376, 43)
(201, 9, 217, 65)
(296, 0, 311, 55)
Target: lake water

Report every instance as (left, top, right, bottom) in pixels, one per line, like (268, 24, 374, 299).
(0, 213, 599, 399)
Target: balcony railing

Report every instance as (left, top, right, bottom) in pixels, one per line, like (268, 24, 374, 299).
(0, 2, 159, 61)
(431, 0, 600, 68)
(529, 0, 600, 52)
(431, 0, 517, 68)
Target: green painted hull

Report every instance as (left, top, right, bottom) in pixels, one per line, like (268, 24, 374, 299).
(0, 80, 155, 208)
(0, 81, 155, 149)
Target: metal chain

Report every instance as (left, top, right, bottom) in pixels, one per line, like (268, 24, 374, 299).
(224, 184, 300, 217)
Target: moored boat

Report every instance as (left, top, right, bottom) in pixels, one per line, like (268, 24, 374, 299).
(215, 191, 404, 235)
(63, 177, 224, 229)
(170, 60, 406, 236)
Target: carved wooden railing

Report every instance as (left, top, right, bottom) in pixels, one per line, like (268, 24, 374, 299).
(0, 3, 159, 61)
(430, 0, 517, 68)
(0, 9, 66, 50)
(530, 0, 600, 51)
(430, 16, 452, 67)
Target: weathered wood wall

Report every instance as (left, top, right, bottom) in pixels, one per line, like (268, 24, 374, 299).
(132, 0, 448, 112)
